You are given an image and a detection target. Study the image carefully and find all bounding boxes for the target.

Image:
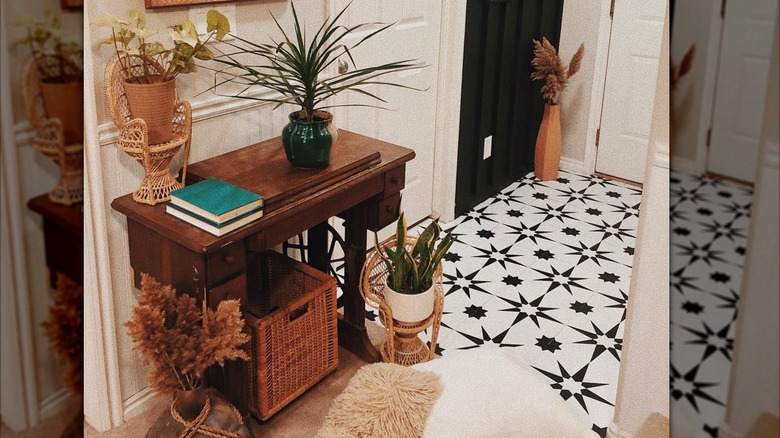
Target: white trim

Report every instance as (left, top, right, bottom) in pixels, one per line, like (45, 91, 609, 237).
(559, 156, 588, 176)
(0, 0, 38, 428)
(606, 421, 631, 438)
(39, 388, 75, 421)
(717, 421, 741, 438)
(122, 387, 158, 421)
(652, 142, 670, 169)
(584, 1, 614, 175)
(696, 1, 727, 175)
(765, 141, 780, 169)
(14, 121, 34, 148)
(431, 0, 467, 223)
(82, 6, 125, 432)
(670, 156, 699, 174)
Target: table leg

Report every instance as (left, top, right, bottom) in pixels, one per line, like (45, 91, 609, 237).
(307, 221, 330, 273)
(339, 201, 382, 363)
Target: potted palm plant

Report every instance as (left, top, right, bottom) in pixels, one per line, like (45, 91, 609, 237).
(13, 10, 83, 144)
(210, 1, 423, 168)
(375, 214, 455, 323)
(96, 9, 230, 144)
(530, 38, 584, 181)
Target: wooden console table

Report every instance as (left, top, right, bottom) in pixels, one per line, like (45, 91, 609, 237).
(27, 195, 83, 288)
(111, 131, 414, 416)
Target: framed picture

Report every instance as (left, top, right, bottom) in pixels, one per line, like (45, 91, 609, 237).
(60, 0, 83, 9)
(145, 0, 251, 8)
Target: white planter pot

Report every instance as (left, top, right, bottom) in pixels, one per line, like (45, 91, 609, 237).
(384, 281, 435, 323)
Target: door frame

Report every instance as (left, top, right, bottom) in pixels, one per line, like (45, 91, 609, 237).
(584, 1, 614, 178)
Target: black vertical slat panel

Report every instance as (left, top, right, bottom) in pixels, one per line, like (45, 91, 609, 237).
(455, 0, 564, 217)
(478, 1, 506, 189)
(455, 0, 486, 206)
(490, 0, 519, 190)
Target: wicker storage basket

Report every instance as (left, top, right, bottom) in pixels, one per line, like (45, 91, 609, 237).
(245, 251, 338, 420)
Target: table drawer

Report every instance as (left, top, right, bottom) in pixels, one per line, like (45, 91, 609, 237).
(383, 165, 405, 196)
(207, 241, 246, 286)
(368, 193, 401, 231)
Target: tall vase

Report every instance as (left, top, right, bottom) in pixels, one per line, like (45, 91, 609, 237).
(534, 103, 562, 181)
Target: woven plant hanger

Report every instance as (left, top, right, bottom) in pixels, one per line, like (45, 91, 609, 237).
(22, 55, 84, 205)
(104, 54, 192, 205)
(170, 397, 244, 438)
(360, 235, 444, 366)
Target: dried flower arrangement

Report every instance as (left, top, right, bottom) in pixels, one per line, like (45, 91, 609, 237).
(12, 9, 82, 83)
(95, 9, 230, 84)
(125, 274, 249, 394)
(41, 274, 83, 395)
(671, 44, 696, 92)
(530, 37, 585, 105)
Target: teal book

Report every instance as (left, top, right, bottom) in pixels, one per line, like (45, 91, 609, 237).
(166, 203, 263, 236)
(170, 178, 263, 223)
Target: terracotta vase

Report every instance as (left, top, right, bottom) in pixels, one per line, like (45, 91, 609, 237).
(146, 387, 250, 438)
(123, 76, 176, 145)
(38, 80, 84, 145)
(534, 103, 562, 181)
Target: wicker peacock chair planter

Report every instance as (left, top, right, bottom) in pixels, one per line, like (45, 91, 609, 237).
(22, 55, 84, 205)
(361, 235, 445, 366)
(104, 54, 192, 205)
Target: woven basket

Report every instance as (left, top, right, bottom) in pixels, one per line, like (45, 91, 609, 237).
(245, 252, 338, 421)
(38, 80, 83, 144)
(123, 76, 176, 145)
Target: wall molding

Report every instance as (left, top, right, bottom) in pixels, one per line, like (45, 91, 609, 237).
(98, 89, 277, 147)
(122, 387, 158, 421)
(765, 141, 780, 170)
(559, 156, 588, 176)
(717, 421, 741, 438)
(652, 142, 670, 169)
(39, 388, 74, 421)
(606, 421, 631, 438)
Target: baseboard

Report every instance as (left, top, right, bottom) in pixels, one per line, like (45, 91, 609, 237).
(560, 156, 588, 176)
(717, 421, 740, 438)
(122, 386, 158, 422)
(39, 387, 74, 421)
(606, 421, 630, 438)
(670, 156, 700, 175)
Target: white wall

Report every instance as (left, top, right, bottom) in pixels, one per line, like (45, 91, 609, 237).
(1, 0, 79, 429)
(670, 1, 721, 173)
(719, 14, 780, 438)
(608, 4, 670, 437)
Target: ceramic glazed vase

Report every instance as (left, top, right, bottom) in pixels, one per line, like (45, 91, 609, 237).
(38, 80, 84, 144)
(123, 76, 176, 145)
(146, 387, 250, 438)
(534, 103, 562, 181)
(282, 110, 337, 168)
(384, 281, 435, 324)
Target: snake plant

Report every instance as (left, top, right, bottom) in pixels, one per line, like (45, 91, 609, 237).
(376, 213, 455, 295)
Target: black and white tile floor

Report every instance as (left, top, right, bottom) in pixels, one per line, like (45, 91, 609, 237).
(393, 170, 643, 436)
(669, 171, 752, 437)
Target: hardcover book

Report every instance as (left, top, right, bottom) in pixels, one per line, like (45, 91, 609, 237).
(170, 178, 263, 223)
(166, 204, 263, 236)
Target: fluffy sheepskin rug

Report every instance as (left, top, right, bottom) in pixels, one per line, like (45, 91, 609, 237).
(316, 363, 443, 438)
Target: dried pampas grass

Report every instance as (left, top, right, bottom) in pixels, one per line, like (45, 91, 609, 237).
(41, 274, 83, 395)
(531, 37, 585, 105)
(671, 44, 696, 92)
(125, 273, 250, 394)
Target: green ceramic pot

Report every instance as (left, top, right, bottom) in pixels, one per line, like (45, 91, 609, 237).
(282, 111, 334, 168)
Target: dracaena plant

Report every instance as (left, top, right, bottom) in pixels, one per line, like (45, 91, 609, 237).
(95, 9, 230, 84)
(12, 9, 83, 83)
(375, 213, 455, 295)
(209, 1, 424, 123)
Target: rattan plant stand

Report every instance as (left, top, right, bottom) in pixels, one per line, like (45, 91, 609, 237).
(105, 55, 192, 205)
(360, 236, 444, 366)
(22, 56, 83, 205)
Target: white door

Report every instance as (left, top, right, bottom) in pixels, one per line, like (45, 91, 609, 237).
(330, 0, 441, 228)
(595, 0, 666, 183)
(707, 0, 778, 183)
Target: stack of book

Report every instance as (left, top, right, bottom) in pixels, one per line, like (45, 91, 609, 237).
(166, 178, 263, 236)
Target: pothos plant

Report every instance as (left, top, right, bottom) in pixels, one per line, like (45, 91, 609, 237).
(375, 213, 455, 295)
(95, 9, 230, 84)
(12, 9, 82, 83)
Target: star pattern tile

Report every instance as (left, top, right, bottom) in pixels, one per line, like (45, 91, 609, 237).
(669, 171, 752, 436)
(412, 170, 642, 434)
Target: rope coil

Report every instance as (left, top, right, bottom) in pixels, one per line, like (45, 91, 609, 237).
(170, 395, 245, 438)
